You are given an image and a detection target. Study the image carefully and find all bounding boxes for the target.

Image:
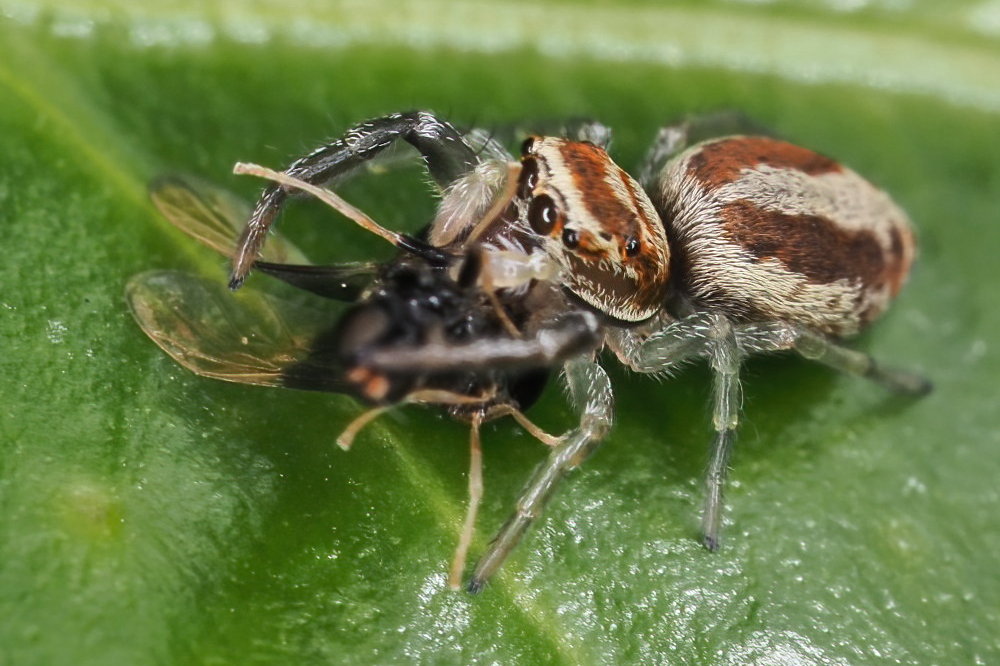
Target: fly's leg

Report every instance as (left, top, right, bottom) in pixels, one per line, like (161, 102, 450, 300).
(735, 322, 932, 396)
(232, 111, 479, 288)
(335, 388, 489, 450)
(467, 357, 614, 593)
(472, 246, 560, 338)
(329, 387, 493, 589)
(449, 412, 485, 590)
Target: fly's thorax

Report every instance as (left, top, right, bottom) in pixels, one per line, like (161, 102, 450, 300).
(335, 258, 500, 404)
(518, 136, 671, 323)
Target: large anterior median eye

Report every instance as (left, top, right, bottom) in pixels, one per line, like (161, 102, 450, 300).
(528, 194, 559, 235)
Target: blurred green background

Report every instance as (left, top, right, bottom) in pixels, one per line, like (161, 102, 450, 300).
(1, 1, 999, 664)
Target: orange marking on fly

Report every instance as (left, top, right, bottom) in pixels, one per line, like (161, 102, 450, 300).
(346, 366, 391, 403)
(520, 136, 670, 323)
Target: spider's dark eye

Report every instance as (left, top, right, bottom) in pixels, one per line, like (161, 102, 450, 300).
(528, 194, 559, 236)
(625, 236, 641, 257)
(518, 158, 539, 200)
(521, 136, 537, 156)
(562, 228, 579, 249)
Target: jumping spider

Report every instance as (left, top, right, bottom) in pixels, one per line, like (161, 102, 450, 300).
(128, 111, 930, 593)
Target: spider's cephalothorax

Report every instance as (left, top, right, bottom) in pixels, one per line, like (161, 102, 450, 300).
(129, 111, 930, 594)
(515, 136, 671, 323)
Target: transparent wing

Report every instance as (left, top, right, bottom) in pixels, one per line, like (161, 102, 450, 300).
(150, 174, 307, 264)
(126, 270, 349, 393)
(150, 174, 376, 300)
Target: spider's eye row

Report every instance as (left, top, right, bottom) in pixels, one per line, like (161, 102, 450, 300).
(528, 194, 559, 235)
(518, 158, 539, 200)
(520, 136, 536, 156)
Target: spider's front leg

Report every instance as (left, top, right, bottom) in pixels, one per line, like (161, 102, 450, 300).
(232, 111, 480, 288)
(606, 311, 719, 374)
(467, 356, 614, 593)
(362, 311, 602, 375)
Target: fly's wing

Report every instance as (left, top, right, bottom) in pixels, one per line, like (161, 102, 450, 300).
(126, 270, 348, 393)
(150, 175, 376, 300)
(150, 174, 308, 263)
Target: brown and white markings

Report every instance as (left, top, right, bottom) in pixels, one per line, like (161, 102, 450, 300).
(658, 136, 914, 336)
(127, 111, 930, 594)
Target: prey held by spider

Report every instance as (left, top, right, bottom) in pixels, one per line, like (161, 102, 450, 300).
(128, 111, 930, 593)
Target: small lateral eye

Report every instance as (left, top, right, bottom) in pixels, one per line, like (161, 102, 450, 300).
(562, 228, 580, 249)
(521, 136, 537, 156)
(528, 194, 559, 235)
(625, 236, 641, 257)
(518, 158, 539, 199)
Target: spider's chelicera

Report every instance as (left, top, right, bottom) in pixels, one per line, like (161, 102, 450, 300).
(128, 111, 931, 593)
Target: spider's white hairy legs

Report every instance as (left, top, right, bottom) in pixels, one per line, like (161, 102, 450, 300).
(607, 311, 719, 374)
(791, 326, 932, 395)
(736, 322, 932, 395)
(702, 314, 744, 551)
(613, 311, 746, 550)
(467, 358, 613, 593)
(638, 123, 690, 189)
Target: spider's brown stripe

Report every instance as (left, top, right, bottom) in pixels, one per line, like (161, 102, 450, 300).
(557, 141, 638, 241)
(720, 199, 893, 289)
(552, 141, 671, 320)
(618, 166, 661, 240)
(688, 137, 842, 189)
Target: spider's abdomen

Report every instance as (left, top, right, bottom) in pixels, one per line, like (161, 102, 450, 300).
(657, 136, 915, 337)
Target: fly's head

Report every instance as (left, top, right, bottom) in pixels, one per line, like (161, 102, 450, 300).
(334, 257, 467, 403)
(517, 136, 671, 323)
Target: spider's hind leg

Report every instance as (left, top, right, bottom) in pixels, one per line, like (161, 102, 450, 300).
(735, 321, 932, 396)
(638, 111, 774, 188)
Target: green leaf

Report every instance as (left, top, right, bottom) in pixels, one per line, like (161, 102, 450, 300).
(2, 1, 999, 664)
